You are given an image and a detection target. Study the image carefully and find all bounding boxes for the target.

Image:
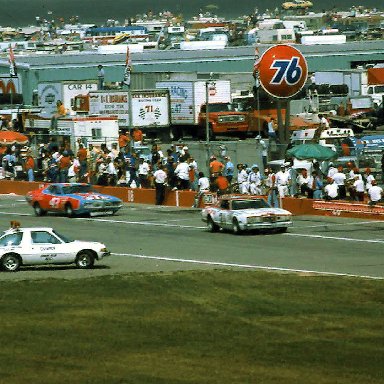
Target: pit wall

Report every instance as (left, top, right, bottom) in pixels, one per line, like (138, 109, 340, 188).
(1, 180, 384, 221)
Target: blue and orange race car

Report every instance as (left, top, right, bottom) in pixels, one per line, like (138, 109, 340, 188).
(26, 183, 123, 217)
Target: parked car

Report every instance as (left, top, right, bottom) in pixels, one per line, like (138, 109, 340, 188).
(0, 222, 110, 272)
(25, 183, 123, 217)
(202, 195, 293, 234)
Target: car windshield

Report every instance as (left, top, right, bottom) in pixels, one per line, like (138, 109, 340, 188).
(62, 185, 93, 194)
(52, 230, 72, 243)
(0, 232, 23, 246)
(232, 199, 270, 210)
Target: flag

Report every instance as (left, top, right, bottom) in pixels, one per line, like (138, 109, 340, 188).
(123, 46, 132, 86)
(252, 45, 260, 79)
(9, 45, 17, 77)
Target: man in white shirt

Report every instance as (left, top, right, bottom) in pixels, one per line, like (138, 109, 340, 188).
(364, 168, 375, 191)
(138, 158, 150, 188)
(275, 165, 291, 198)
(237, 164, 249, 194)
(153, 164, 167, 205)
(248, 165, 262, 195)
(324, 178, 338, 200)
(368, 180, 383, 206)
(193, 171, 210, 208)
(332, 166, 347, 199)
(174, 157, 190, 190)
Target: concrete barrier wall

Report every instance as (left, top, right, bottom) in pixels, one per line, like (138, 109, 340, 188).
(1, 180, 384, 220)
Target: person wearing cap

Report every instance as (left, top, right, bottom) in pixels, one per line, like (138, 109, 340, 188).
(248, 165, 262, 195)
(367, 180, 383, 206)
(275, 165, 291, 198)
(182, 146, 191, 160)
(237, 163, 249, 194)
(255, 135, 268, 169)
(324, 177, 338, 200)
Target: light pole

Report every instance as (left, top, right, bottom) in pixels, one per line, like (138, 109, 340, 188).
(205, 72, 214, 169)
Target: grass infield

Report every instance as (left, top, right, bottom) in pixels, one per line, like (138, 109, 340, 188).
(0, 270, 383, 384)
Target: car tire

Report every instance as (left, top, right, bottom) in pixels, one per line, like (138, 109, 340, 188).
(207, 217, 219, 232)
(34, 203, 46, 216)
(65, 203, 74, 218)
(232, 219, 242, 235)
(1, 253, 21, 272)
(75, 251, 95, 269)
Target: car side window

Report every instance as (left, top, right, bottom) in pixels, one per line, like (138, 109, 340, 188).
(220, 200, 229, 210)
(0, 232, 23, 246)
(31, 231, 62, 244)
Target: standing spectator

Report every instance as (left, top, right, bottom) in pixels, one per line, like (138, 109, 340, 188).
(248, 165, 262, 195)
(367, 180, 383, 206)
(150, 143, 161, 171)
(318, 113, 330, 129)
(126, 152, 140, 188)
(87, 144, 99, 184)
(174, 156, 190, 190)
(275, 165, 291, 198)
(97, 64, 105, 90)
(332, 166, 347, 199)
(118, 131, 131, 152)
(153, 164, 167, 205)
(237, 163, 249, 194)
(77, 143, 88, 181)
(138, 158, 150, 188)
(58, 151, 71, 183)
(46, 153, 59, 182)
(24, 150, 35, 182)
(106, 157, 118, 186)
(181, 146, 191, 160)
(215, 172, 229, 196)
(209, 155, 224, 190)
(68, 156, 80, 183)
(267, 116, 277, 141)
(327, 162, 337, 179)
(132, 127, 143, 144)
(223, 156, 234, 184)
(255, 135, 268, 169)
(188, 157, 198, 191)
(165, 156, 176, 190)
(193, 171, 210, 208)
(264, 168, 279, 208)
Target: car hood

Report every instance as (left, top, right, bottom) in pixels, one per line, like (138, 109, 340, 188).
(234, 208, 291, 216)
(71, 240, 107, 248)
(67, 193, 120, 201)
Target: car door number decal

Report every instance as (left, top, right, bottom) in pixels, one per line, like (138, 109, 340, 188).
(49, 197, 61, 208)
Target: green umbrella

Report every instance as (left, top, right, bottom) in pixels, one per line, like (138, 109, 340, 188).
(286, 144, 337, 161)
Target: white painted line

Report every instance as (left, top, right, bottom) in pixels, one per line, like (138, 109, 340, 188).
(0, 211, 33, 216)
(285, 232, 384, 244)
(111, 252, 384, 280)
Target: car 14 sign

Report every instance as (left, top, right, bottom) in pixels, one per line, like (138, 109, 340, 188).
(258, 45, 308, 99)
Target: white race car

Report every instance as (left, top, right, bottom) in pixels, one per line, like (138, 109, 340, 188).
(0, 222, 110, 272)
(202, 195, 293, 234)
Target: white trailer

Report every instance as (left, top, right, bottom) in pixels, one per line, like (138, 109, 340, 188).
(155, 80, 231, 137)
(24, 115, 119, 150)
(38, 81, 98, 115)
(86, 89, 171, 140)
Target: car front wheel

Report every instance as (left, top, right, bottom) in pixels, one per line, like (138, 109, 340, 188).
(207, 217, 219, 232)
(1, 254, 21, 272)
(232, 219, 242, 235)
(75, 251, 95, 269)
(34, 203, 46, 216)
(65, 203, 74, 217)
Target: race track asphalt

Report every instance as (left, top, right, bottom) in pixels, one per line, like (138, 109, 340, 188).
(1, 194, 384, 281)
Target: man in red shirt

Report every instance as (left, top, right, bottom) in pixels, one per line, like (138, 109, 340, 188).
(24, 151, 35, 182)
(77, 143, 88, 181)
(132, 127, 143, 143)
(118, 131, 131, 151)
(209, 156, 224, 192)
(215, 172, 229, 196)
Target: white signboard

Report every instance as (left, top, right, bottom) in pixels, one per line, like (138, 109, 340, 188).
(89, 91, 129, 126)
(131, 90, 170, 127)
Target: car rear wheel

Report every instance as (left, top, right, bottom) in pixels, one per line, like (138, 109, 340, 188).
(1, 254, 21, 272)
(65, 203, 74, 217)
(34, 203, 46, 216)
(232, 219, 242, 235)
(207, 217, 219, 232)
(75, 251, 95, 269)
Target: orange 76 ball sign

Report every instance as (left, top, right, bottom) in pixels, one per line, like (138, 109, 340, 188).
(258, 44, 308, 99)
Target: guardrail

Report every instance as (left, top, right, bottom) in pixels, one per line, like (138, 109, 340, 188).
(1, 180, 384, 220)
